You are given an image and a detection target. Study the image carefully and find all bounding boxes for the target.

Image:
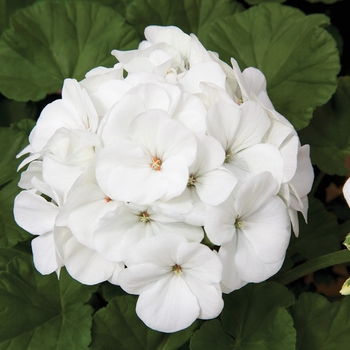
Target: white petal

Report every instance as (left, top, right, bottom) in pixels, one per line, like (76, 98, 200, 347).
(178, 243, 222, 284)
(136, 275, 200, 333)
(185, 280, 223, 319)
(218, 237, 248, 292)
(205, 195, 237, 246)
(240, 196, 291, 263)
(290, 145, 314, 198)
(234, 172, 279, 218)
(195, 167, 237, 206)
(119, 263, 171, 295)
(232, 100, 270, 152)
(32, 233, 62, 275)
(54, 226, 122, 285)
(228, 144, 284, 185)
(235, 231, 285, 282)
(207, 100, 241, 152)
(14, 190, 58, 236)
(179, 61, 226, 94)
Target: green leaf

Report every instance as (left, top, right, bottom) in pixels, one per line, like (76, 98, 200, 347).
(344, 232, 350, 250)
(0, 255, 98, 349)
(0, 1, 139, 101)
(244, 0, 286, 4)
(0, 241, 31, 271)
(299, 77, 350, 176)
(0, 96, 37, 128)
(191, 282, 296, 350)
(0, 179, 32, 248)
(190, 319, 235, 349)
(290, 293, 350, 349)
(0, 126, 31, 247)
(0, 0, 36, 34)
(90, 295, 199, 350)
(0, 127, 30, 186)
(203, 3, 340, 130)
(10, 118, 36, 134)
(91, 0, 134, 17)
(126, 0, 244, 40)
(100, 281, 127, 301)
(287, 197, 341, 262)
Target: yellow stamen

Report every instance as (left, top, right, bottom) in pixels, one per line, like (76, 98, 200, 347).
(235, 218, 245, 229)
(139, 211, 150, 223)
(187, 175, 196, 187)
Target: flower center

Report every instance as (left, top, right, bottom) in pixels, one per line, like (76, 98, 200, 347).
(237, 96, 243, 105)
(105, 197, 111, 203)
(139, 211, 150, 223)
(235, 217, 245, 229)
(225, 151, 232, 163)
(150, 157, 162, 171)
(187, 175, 196, 187)
(172, 264, 183, 275)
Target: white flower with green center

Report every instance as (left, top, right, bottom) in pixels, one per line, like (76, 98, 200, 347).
(207, 98, 284, 185)
(204, 172, 291, 292)
(119, 234, 223, 333)
(93, 201, 204, 262)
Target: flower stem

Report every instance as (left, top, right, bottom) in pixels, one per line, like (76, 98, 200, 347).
(272, 249, 350, 285)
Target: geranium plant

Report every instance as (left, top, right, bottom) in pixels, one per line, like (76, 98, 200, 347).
(1, 0, 350, 349)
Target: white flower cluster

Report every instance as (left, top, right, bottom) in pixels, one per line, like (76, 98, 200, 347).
(14, 26, 313, 333)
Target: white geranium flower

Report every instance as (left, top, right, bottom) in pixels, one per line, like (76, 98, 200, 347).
(205, 172, 291, 292)
(98, 82, 207, 146)
(17, 79, 99, 169)
(119, 234, 223, 333)
(113, 26, 226, 93)
(93, 201, 204, 262)
(207, 99, 284, 184)
(96, 111, 197, 204)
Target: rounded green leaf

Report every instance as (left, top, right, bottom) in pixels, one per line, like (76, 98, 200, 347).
(291, 293, 350, 350)
(244, 0, 286, 4)
(299, 77, 350, 176)
(203, 3, 340, 130)
(0, 1, 139, 101)
(0, 256, 98, 349)
(0, 0, 36, 34)
(91, 295, 199, 350)
(0, 126, 34, 248)
(126, 0, 244, 40)
(191, 282, 296, 350)
(190, 319, 235, 349)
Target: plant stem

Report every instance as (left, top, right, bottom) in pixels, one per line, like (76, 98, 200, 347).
(272, 249, 350, 285)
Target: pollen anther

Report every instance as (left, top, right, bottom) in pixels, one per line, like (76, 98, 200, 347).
(173, 264, 183, 275)
(139, 211, 150, 223)
(150, 157, 162, 171)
